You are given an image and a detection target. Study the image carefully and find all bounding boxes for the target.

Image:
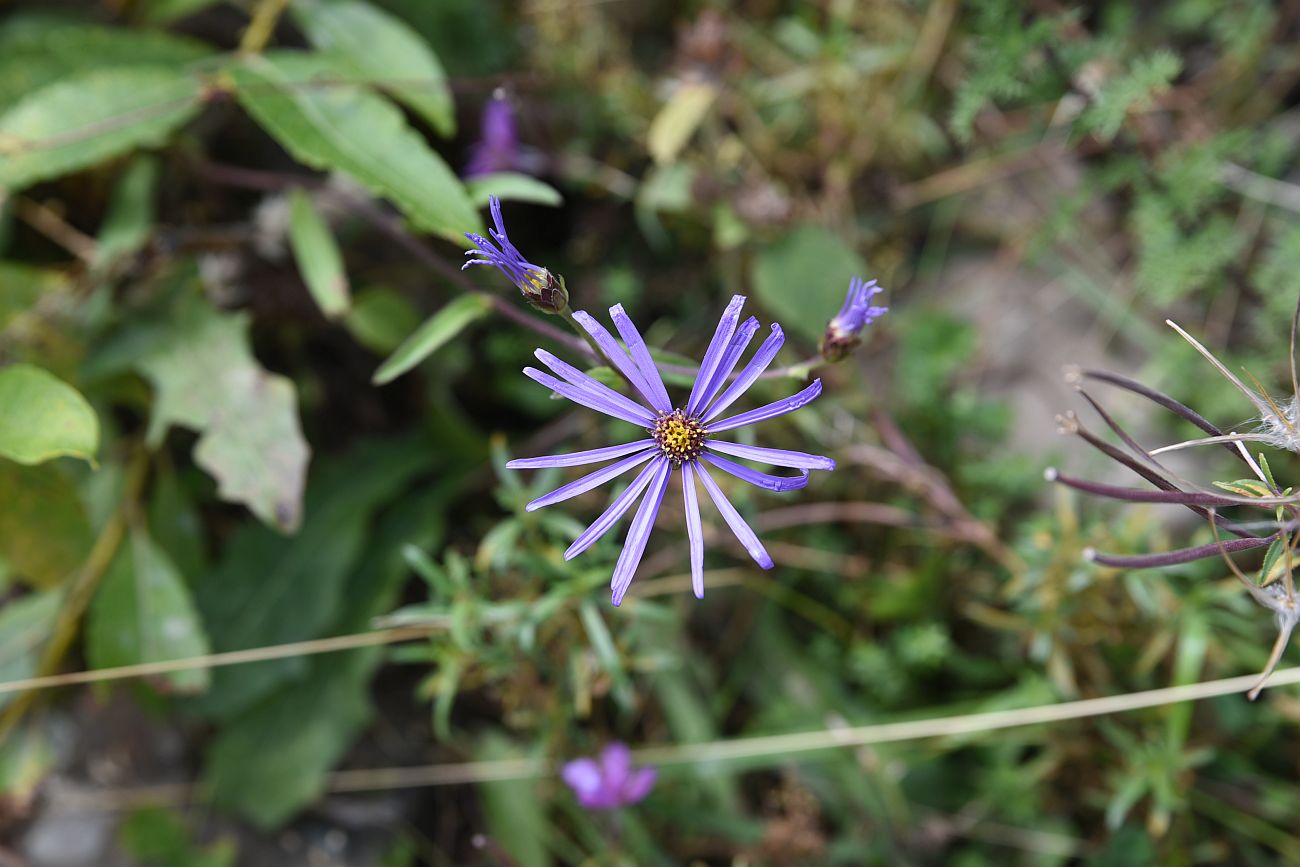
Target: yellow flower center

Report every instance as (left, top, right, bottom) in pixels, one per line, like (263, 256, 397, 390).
(652, 409, 707, 464)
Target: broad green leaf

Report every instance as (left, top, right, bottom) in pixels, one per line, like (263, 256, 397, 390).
(86, 526, 212, 693)
(345, 286, 421, 354)
(95, 155, 159, 269)
(288, 189, 350, 319)
(118, 807, 236, 867)
(465, 173, 564, 208)
(0, 364, 98, 465)
(292, 0, 455, 137)
(0, 462, 92, 588)
(229, 52, 479, 242)
(372, 293, 493, 384)
(205, 640, 376, 828)
(751, 225, 868, 341)
(0, 591, 59, 710)
(192, 439, 435, 719)
(0, 263, 66, 333)
(202, 467, 447, 825)
(478, 733, 551, 867)
(0, 15, 214, 114)
(647, 81, 718, 165)
(0, 66, 203, 190)
(132, 296, 310, 532)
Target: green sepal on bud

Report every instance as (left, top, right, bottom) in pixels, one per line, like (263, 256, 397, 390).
(524, 270, 569, 315)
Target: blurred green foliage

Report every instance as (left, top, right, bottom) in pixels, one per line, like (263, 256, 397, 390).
(3, 0, 1300, 865)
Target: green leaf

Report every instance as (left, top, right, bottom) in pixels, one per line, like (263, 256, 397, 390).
(0, 724, 53, 810)
(372, 293, 493, 384)
(1081, 51, 1182, 142)
(192, 439, 434, 719)
(95, 154, 159, 269)
(0, 462, 92, 589)
(131, 295, 310, 532)
(0, 262, 66, 333)
(478, 733, 551, 867)
(141, 0, 224, 24)
(751, 225, 868, 341)
(202, 466, 446, 827)
(344, 286, 422, 354)
(288, 188, 350, 319)
(292, 0, 455, 137)
(229, 52, 479, 242)
(0, 15, 214, 115)
(465, 173, 564, 208)
(1211, 479, 1274, 498)
(86, 526, 212, 693)
(119, 807, 236, 867)
(205, 644, 375, 828)
(0, 65, 203, 190)
(0, 590, 60, 710)
(0, 364, 98, 466)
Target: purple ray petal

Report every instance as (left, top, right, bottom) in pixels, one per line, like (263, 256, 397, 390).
(534, 348, 654, 425)
(708, 378, 823, 433)
(565, 458, 662, 559)
(526, 450, 655, 512)
(621, 766, 657, 803)
(695, 462, 774, 569)
(611, 459, 672, 606)
(507, 439, 656, 470)
(523, 367, 655, 426)
(601, 743, 633, 783)
(687, 295, 745, 415)
(705, 440, 836, 471)
(561, 758, 617, 809)
(610, 304, 673, 412)
(702, 324, 784, 422)
(571, 310, 672, 413)
(682, 463, 705, 599)
(694, 316, 760, 412)
(701, 453, 810, 492)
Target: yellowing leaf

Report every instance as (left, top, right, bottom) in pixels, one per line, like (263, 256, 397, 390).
(0, 462, 92, 589)
(135, 297, 310, 532)
(0, 364, 98, 465)
(647, 81, 717, 165)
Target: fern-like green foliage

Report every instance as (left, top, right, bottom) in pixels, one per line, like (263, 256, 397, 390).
(1078, 50, 1182, 141)
(949, 0, 1070, 141)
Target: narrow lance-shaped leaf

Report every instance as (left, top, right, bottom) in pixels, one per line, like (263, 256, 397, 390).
(292, 0, 455, 137)
(0, 364, 99, 466)
(228, 52, 479, 242)
(288, 188, 350, 319)
(372, 293, 493, 384)
(465, 173, 564, 208)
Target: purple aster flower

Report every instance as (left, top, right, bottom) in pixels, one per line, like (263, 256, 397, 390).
(561, 743, 657, 811)
(507, 294, 835, 606)
(821, 276, 887, 362)
(464, 195, 568, 314)
(465, 90, 522, 178)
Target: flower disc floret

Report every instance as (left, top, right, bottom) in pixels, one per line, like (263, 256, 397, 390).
(653, 409, 707, 464)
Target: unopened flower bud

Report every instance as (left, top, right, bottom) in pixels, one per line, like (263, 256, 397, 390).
(820, 276, 887, 362)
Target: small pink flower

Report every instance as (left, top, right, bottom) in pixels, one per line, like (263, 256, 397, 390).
(561, 743, 657, 810)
